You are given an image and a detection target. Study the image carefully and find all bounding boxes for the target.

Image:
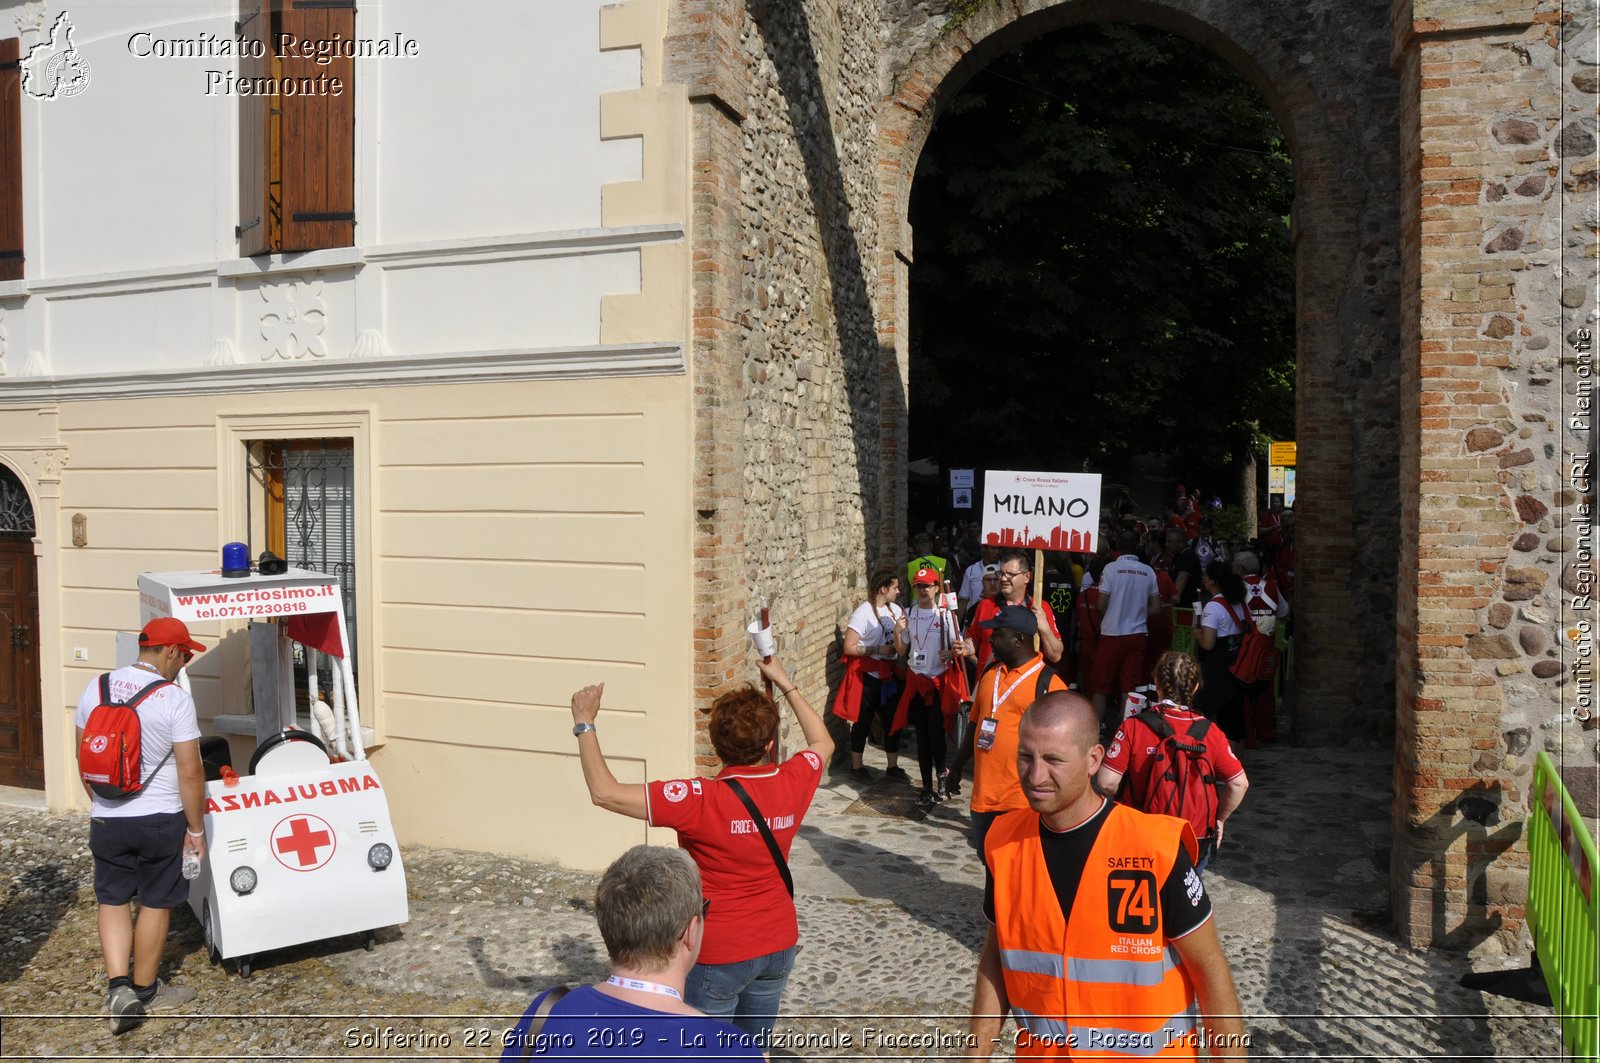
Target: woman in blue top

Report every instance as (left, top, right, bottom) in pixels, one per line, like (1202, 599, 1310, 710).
(502, 847, 762, 1062)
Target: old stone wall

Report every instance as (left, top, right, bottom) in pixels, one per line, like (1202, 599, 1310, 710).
(1391, 0, 1596, 948)
(665, 0, 1594, 947)
(666, 0, 899, 764)
(735, 0, 897, 714)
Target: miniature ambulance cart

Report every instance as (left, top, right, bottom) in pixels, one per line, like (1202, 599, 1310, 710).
(135, 567, 408, 979)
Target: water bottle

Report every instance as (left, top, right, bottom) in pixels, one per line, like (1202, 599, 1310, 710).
(181, 850, 201, 880)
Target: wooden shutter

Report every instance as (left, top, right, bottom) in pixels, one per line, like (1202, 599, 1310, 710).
(236, 5, 270, 255)
(278, 0, 355, 251)
(0, 39, 24, 280)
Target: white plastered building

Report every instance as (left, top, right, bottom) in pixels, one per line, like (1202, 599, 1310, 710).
(0, 0, 697, 865)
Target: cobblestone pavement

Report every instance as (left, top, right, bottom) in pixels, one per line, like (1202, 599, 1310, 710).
(0, 741, 1566, 1061)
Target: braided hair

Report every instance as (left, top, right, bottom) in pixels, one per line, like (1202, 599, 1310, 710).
(1152, 651, 1203, 707)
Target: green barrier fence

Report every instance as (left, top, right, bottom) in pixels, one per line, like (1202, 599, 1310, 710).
(1171, 606, 1195, 656)
(1528, 751, 1599, 1061)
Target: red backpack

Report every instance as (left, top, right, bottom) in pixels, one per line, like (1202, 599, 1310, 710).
(1129, 709, 1219, 842)
(78, 674, 174, 799)
(1221, 599, 1279, 685)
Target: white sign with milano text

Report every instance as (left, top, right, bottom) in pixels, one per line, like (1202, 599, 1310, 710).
(981, 471, 1102, 553)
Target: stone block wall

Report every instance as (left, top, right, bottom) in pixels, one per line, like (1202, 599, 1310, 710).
(663, 0, 1594, 948)
(668, 0, 898, 763)
(1391, 0, 1596, 948)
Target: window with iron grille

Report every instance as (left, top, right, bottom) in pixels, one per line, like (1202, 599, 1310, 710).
(0, 465, 33, 537)
(247, 439, 358, 690)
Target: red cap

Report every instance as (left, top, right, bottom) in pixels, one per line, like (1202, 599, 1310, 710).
(913, 566, 940, 586)
(138, 617, 206, 655)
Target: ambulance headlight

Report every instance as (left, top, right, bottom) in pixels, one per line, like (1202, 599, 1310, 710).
(367, 843, 393, 871)
(229, 865, 257, 895)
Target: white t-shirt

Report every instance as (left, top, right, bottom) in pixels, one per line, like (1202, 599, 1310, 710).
(1200, 596, 1247, 638)
(847, 601, 903, 652)
(958, 561, 987, 611)
(75, 664, 201, 818)
(905, 604, 959, 677)
(1098, 554, 1160, 636)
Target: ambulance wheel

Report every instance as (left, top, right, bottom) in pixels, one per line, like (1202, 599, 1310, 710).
(238, 956, 252, 980)
(203, 902, 219, 966)
(364, 930, 376, 952)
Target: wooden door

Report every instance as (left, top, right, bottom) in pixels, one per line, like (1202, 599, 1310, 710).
(0, 535, 41, 788)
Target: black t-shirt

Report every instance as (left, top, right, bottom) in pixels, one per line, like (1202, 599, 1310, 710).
(983, 800, 1212, 939)
(1168, 549, 1204, 607)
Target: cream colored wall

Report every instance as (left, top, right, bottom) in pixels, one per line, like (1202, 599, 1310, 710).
(33, 374, 692, 868)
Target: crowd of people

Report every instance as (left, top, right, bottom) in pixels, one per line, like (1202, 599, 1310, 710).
(881, 485, 1295, 753)
(79, 489, 1279, 1057)
(513, 486, 1278, 1058)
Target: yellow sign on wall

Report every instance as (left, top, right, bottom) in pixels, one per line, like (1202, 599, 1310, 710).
(1269, 441, 1297, 466)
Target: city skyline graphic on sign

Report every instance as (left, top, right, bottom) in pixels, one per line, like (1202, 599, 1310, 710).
(984, 525, 1095, 552)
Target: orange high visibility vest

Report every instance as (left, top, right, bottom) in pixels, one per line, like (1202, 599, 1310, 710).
(986, 804, 1203, 1059)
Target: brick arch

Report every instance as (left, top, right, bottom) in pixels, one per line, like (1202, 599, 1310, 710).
(874, 0, 1404, 753)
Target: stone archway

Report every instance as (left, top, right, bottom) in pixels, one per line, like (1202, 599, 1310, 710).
(875, 0, 1404, 748)
(664, 0, 1585, 949)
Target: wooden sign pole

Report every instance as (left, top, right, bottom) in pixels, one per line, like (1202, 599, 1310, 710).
(759, 594, 773, 696)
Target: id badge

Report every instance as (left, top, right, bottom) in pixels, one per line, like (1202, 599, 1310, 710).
(911, 651, 928, 670)
(976, 716, 998, 751)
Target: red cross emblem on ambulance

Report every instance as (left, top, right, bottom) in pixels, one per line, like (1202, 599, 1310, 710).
(271, 814, 337, 872)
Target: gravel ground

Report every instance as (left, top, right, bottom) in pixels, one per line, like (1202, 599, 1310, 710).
(0, 740, 1571, 1061)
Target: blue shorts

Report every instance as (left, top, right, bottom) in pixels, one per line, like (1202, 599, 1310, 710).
(89, 811, 189, 909)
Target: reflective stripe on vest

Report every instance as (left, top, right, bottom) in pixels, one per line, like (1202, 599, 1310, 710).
(1001, 948, 1180, 986)
(1067, 947, 1181, 987)
(1001, 949, 1064, 978)
(1065, 1004, 1201, 1057)
(986, 805, 1202, 1059)
(1011, 1006, 1073, 1044)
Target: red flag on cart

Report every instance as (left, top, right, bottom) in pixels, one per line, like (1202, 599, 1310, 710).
(285, 613, 344, 658)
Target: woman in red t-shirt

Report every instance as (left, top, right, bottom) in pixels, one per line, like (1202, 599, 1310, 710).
(568, 653, 832, 1043)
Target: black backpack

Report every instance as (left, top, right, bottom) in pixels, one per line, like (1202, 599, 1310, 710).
(1129, 709, 1218, 842)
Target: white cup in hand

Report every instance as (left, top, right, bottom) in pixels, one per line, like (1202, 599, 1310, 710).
(747, 621, 776, 658)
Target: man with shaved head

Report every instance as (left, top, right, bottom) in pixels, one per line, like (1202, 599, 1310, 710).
(966, 692, 1247, 1059)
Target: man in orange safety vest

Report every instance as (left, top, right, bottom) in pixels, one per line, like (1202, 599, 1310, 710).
(966, 691, 1248, 1059)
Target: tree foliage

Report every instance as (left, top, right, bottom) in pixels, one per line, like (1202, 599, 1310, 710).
(908, 23, 1295, 479)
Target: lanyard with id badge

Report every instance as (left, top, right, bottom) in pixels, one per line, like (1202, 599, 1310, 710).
(909, 610, 945, 671)
(976, 661, 1043, 751)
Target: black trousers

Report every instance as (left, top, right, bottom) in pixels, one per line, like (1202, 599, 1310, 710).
(848, 674, 902, 755)
(907, 689, 947, 790)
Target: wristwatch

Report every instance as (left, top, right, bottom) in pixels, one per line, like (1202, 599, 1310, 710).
(572, 722, 596, 737)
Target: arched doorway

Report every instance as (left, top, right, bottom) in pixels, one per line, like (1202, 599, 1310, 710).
(0, 463, 41, 789)
(876, 0, 1402, 747)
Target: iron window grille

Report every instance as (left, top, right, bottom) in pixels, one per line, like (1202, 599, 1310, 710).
(0, 466, 33, 538)
(246, 439, 358, 691)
